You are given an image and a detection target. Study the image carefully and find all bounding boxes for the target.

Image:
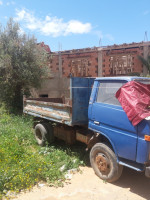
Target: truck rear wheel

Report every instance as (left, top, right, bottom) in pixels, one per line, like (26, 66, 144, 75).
(90, 143, 123, 182)
(34, 123, 54, 146)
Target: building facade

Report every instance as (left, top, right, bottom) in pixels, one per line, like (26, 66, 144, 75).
(47, 41, 150, 78)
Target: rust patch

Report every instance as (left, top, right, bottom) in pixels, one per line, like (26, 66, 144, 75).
(27, 98, 63, 103)
(95, 154, 110, 174)
(24, 105, 71, 121)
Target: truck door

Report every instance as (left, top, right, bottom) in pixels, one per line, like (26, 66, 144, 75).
(89, 80, 138, 161)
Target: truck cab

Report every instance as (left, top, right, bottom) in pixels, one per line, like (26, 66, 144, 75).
(88, 77, 150, 182)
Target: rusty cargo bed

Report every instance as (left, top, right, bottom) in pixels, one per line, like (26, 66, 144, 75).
(23, 77, 94, 126)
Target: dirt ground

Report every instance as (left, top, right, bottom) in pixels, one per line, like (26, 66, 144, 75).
(13, 166, 150, 200)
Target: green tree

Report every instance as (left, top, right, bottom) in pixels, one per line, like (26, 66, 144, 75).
(138, 55, 150, 72)
(0, 18, 49, 112)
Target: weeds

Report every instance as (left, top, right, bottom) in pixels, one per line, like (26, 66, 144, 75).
(0, 107, 87, 199)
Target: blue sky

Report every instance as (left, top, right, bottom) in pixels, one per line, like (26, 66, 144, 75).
(0, 0, 150, 51)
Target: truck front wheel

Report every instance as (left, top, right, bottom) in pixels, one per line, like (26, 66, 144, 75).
(90, 143, 123, 182)
(34, 123, 54, 146)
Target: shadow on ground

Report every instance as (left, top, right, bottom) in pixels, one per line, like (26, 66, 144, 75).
(50, 140, 150, 199)
(114, 167, 150, 200)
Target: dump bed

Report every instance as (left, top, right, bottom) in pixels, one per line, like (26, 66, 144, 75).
(23, 77, 94, 126)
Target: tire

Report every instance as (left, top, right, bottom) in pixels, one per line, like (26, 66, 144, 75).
(34, 123, 54, 146)
(90, 143, 123, 182)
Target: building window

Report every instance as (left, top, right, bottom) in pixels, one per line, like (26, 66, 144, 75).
(110, 55, 133, 75)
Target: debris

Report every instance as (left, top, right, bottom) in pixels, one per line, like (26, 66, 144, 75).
(60, 165, 66, 172)
(38, 183, 45, 187)
(64, 168, 78, 180)
(67, 168, 78, 174)
(65, 173, 72, 180)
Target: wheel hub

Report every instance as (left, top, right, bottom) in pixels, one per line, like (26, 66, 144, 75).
(95, 153, 110, 173)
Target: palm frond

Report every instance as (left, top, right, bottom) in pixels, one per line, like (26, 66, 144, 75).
(138, 55, 150, 71)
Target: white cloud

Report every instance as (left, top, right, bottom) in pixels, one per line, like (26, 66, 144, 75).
(45, 16, 51, 21)
(15, 9, 92, 37)
(18, 27, 25, 35)
(0, 1, 3, 5)
(65, 20, 91, 35)
(15, 9, 26, 21)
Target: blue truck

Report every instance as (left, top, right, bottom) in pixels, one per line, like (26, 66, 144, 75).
(23, 76, 150, 182)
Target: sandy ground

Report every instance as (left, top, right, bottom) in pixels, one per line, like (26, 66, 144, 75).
(13, 166, 150, 200)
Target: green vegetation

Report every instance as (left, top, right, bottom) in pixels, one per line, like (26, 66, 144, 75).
(0, 107, 87, 199)
(138, 55, 150, 73)
(0, 18, 49, 112)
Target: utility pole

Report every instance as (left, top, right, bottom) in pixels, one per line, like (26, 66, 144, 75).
(99, 38, 102, 47)
(144, 31, 148, 42)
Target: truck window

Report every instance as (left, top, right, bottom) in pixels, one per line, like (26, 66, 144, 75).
(96, 82, 125, 106)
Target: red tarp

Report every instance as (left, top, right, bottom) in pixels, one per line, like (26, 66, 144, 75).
(115, 81, 150, 126)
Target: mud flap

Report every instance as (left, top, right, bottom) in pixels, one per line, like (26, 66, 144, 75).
(145, 166, 150, 178)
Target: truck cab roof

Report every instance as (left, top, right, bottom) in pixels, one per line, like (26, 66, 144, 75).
(95, 76, 150, 82)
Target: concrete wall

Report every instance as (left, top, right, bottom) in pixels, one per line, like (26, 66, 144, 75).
(30, 78, 70, 98)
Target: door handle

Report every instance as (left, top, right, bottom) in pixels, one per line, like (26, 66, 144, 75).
(94, 121, 100, 125)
